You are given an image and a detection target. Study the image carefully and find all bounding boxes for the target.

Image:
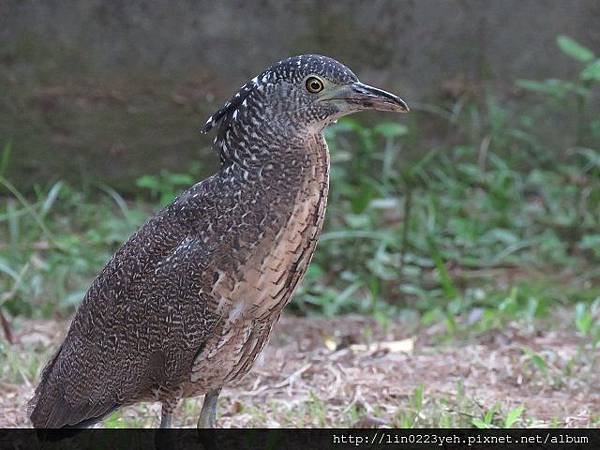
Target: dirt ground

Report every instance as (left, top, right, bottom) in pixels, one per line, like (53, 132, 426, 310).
(1, 315, 598, 428)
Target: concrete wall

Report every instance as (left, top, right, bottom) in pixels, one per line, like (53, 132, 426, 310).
(1, 0, 599, 190)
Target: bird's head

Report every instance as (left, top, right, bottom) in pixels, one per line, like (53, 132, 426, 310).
(202, 54, 408, 138)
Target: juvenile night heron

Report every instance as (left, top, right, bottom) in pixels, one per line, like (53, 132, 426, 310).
(28, 55, 408, 428)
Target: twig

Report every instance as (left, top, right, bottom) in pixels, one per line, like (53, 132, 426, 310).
(398, 181, 412, 272)
(244, 363, 312, 396)
(0, 309, 13, 344)
(0, 262, 30, 344)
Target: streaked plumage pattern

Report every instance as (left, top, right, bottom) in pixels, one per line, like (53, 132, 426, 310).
(28, 55, 407, 428)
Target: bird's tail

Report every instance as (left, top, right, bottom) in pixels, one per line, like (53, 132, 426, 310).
(28, 344, 71, 428)
(28, 344, 115, 428)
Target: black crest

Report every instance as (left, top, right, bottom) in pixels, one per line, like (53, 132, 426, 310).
(201, 79, 257, 134)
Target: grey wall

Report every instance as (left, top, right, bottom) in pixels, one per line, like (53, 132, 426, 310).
(1, 0, 599, 190)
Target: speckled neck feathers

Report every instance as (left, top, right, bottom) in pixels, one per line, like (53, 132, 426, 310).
(201, 54, 357, 167)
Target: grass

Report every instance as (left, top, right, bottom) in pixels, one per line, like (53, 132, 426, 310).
(1, 129, 598, 331)
(2, 312, 597, 427)
(0, 35, 599, 427)
(1, 114, 599, 427)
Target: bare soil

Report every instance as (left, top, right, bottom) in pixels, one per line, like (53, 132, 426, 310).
(1, 315, 597, 428)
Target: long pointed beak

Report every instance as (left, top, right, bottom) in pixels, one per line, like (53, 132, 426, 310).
(323, 81, 409, 113)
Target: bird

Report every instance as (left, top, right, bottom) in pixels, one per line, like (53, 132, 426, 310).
(28, 54, 408, 428)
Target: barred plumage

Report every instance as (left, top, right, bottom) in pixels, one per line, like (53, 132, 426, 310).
(28, 55, 408, 428)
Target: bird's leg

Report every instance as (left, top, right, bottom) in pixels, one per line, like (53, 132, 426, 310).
(156, 402, 176, 450)
(158, 387, 182, 428)
(159, 404, 173, 428)
(197, 388, 221, 428)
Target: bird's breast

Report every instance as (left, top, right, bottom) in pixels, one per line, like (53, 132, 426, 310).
(188, 134, 330, 390)
(234, 134, 330, 317)
(210, 134, 330, 320)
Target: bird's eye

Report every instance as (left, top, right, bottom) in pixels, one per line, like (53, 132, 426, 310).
(305, 76, 324, 93)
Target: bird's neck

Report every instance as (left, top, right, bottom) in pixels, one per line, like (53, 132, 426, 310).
(213, 121, 329, 188)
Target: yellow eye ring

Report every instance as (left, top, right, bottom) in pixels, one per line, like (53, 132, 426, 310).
(305, 76, 324, 93)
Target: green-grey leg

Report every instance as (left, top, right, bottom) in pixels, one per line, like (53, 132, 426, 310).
(160, 404, 173, 428)
(197, 388, 221, 428)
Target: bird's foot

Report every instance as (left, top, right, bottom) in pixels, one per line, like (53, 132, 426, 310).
(197, 389, 221, 428)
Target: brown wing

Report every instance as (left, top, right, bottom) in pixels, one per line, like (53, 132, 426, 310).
(28, 181, 223, 428)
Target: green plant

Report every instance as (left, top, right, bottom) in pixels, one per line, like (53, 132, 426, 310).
(517, 35, 600, 146)
(396, 384, 424, 428)
(136, 171, 195, 205)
